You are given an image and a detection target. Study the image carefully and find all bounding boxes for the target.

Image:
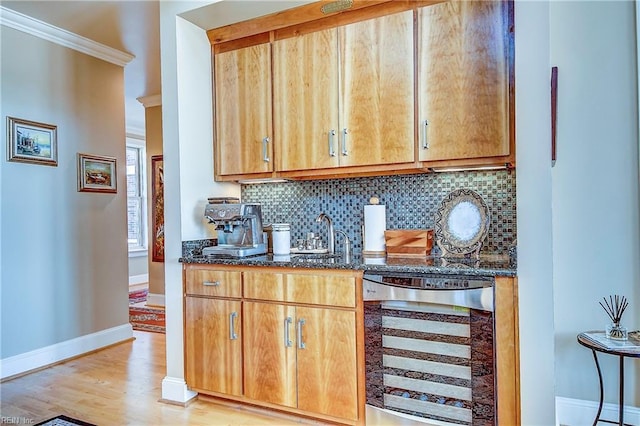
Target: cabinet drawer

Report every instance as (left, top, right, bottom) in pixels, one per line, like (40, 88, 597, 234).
(185, 268, 242, 297)
(286, 274, 356, 308)
(243, 271, 285, 301)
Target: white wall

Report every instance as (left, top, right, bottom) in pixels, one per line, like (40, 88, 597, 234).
(159, 0, 234, 402)
(142, 104, 164, 300)
(550, 0, 639, 409)
(176, 17, 239, 241)
(514, 1, 557, 423)
(1, 27, 131, 361)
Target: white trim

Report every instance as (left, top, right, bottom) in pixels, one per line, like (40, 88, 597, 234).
(137, 94, 162, 108)
(129, 273, 149, 286)
(0, 6, 134, 67)
(147, 292, 165, 307)
(556, 396, 640, 426)
(128, 249, 148, 258)
(161, 376, 197, 404)
(126, 130, 145, 141)
(0, 324, 133, 380)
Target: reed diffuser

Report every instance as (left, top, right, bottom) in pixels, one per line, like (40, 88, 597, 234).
(599, 295, 629, 340)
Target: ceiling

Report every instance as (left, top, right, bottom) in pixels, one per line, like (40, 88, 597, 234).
(0, 0, 314, 135)
(2, 0, 162, 135)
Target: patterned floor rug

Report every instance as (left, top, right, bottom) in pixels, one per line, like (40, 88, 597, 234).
(129, 289, 165, 333)
(129, 305, 165, 333)
(35, 415, 96, 426)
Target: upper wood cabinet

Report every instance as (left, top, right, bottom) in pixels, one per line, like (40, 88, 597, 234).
(339, 10, 414, 167)
(417, 1, 511, 162)
(211, 0, 514, 180)
(273, 29, 340, 171)
(273, 10, 414, 172)
(214, 41, 273, 177)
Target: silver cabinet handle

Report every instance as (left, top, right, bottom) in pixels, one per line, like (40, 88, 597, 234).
(341, 128, 348, 156)
(284, 317, 293, 347)
(297, 318, 306, 349)
(422, 120, 429, 149)
(328, 130, 336, 157)
(229, 312, 238, 340)
(203, 281, 220, 287)
(262, 136, 270, 162)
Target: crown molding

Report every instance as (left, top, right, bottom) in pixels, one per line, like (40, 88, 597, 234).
(0, 6, 134, 67)
(137, 94, 162, 108)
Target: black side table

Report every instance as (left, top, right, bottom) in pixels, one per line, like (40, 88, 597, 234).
(577, 332, 640, 426)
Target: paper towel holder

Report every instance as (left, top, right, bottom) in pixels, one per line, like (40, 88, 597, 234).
(362, 196, 387, 258)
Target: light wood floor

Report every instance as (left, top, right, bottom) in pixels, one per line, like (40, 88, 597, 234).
(0, 331, 326, 425)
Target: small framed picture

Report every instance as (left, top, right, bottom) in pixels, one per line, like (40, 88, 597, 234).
(7, 116, 58, 166)
(77, 153, 117, 193)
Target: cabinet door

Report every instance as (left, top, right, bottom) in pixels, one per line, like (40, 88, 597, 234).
(243, 301, 297, 408)
(296, 306, 358, 420)
(418, 1, 509, 161)
(340, 10, 415, 167)
(185, 297, 242, 396)
(273, 29, 340, 171)
(215, 42, 273, 175)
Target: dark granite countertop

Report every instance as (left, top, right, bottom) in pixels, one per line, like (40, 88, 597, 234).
(180, 252, 516, 278)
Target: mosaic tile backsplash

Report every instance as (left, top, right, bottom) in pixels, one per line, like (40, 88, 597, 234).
(241, 170, 516, 255)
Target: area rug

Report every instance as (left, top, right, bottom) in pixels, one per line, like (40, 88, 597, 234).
(129, 289, 165, 334)
(34, 415, 96, 426)
(129, 288, 148, 305)
(129, 305, 166, 333)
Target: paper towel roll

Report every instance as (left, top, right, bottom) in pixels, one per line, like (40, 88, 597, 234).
(363, 204, 386, 255)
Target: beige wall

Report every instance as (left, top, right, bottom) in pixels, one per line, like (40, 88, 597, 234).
(0, 27, 130, 358)
(145, 105, 165, 299)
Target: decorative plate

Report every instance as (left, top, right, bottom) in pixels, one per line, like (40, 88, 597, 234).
(434, 189, 490, 258)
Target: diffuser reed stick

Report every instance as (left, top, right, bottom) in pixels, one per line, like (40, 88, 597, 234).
(599, 295, 629, 339)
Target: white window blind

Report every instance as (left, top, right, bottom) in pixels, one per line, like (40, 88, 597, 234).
(126, 143, 146, 252)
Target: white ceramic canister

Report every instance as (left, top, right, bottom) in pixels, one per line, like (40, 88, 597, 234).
(271, 223, 291, 255)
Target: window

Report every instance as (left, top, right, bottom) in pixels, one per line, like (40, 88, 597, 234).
(126, 141, 146, 253)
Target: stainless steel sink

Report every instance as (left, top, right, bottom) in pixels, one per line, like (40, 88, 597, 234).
(290, 253, 344, 263)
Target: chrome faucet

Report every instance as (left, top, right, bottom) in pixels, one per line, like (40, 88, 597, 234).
(315, 212, 334, 254)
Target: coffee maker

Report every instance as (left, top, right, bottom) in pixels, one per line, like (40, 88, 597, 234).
(203, 198, 267, 257)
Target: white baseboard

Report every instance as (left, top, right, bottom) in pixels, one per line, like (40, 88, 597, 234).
(0, 324, 133, 380)
(129, 273, 149, 286)
(161, 376, 197, 404)
(556, 396, 640, 426)
(147, 292, 165, 307)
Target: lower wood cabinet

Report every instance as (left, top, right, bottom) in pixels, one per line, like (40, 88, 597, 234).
(243, 301, 358, 420)
(295, 305, 357, 419)
(243, 301, 296, 407)
(184, 296, 242, 396)
(183, 265, 363, 425)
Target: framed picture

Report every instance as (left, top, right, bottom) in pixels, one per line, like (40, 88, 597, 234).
(77, 153, 117, 193)
(7, 116, 58, 166)
(151, 155, 164, 262)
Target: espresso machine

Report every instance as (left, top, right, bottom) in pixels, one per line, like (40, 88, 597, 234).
(203, 198, 267, 257)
